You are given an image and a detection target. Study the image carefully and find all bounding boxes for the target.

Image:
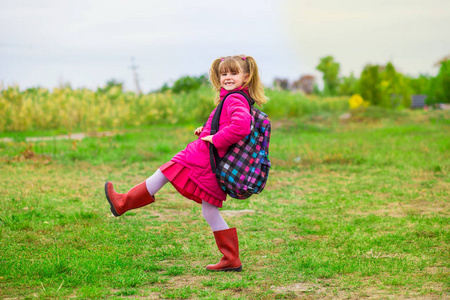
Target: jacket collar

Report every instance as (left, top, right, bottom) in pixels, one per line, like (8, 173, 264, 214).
(219, 86, 253, 105)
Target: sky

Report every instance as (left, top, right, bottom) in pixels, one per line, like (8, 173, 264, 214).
(1, 0, 449, 92)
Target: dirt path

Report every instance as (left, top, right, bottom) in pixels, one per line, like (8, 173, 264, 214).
(0, 132, 115, 143)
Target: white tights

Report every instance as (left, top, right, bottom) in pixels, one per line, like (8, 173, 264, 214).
(202, 200, 229, 231)
(145, 169, 170, 196)
(145, 169, 229, 232)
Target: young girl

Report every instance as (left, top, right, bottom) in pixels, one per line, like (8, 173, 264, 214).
(105, 54, 266, 272)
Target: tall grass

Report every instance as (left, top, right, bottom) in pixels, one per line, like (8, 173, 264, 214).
(0, 85, 349, 133)
(0, 86, 217, 133)
(264, 89, 349, 119)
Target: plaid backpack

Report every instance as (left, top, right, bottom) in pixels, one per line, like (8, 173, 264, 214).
(209, 91, 271, 199)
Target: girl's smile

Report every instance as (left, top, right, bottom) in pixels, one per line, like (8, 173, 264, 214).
(220, 71, 249, 91)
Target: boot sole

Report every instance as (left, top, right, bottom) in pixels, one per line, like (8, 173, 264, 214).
(224, 265, 242, 272)
(104, 182, 121, 217)
(207, 265, 242, 272)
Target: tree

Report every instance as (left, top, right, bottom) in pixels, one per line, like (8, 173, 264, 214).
(159, 83, 170, 93)
(292, 75, 316, 94)
(97, 79, 124, 97)
(273, 78, 289, 90)
(102, 79, 123, 91)
(381, 62, 402, 108)
(316, 56, 340, 95)
(357, 63, 412, 108)
(358, 64, 382, 106)
(381, 62, 414, 108)
(408, 74, 431, 95)
(338, 72, 358, 96)
(428, 59, 450, 104)
(172, 75, 207, 94)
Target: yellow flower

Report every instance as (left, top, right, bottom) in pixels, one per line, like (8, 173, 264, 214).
(349, 94, 369, 110)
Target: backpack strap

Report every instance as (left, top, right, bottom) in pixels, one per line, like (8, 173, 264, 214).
(209, 91, 252, 173)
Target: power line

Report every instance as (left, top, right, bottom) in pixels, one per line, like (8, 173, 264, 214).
(130, 57, 142, 94)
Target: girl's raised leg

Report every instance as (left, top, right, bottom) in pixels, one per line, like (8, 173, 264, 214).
(145, 169, 169, 196)
(105, 169, 169, 216)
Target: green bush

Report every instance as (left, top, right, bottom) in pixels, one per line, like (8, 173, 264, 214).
(357, 63, 412, 108)
(172, 75, 207, 94)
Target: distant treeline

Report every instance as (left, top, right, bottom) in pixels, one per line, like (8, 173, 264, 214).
(274, 56, 450, 108)
(154, 56, 449, 108)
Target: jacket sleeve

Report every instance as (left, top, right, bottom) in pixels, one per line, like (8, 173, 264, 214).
(212, 94, 252, 150)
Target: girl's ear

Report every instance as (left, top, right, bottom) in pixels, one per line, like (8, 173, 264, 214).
(244, 73, 250, 83)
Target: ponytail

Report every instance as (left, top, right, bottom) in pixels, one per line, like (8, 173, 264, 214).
(209, 58, 223, 93)
(242, 56, 267, 106)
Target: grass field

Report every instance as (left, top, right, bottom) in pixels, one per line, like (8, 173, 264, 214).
(0, 108, 449, 299)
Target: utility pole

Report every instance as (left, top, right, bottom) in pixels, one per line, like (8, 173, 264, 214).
(130, 57, 142, 95)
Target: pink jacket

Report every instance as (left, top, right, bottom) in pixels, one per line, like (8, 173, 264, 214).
(171, 87, 252, 200)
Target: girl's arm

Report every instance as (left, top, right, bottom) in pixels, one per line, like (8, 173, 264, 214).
(207, 94, 251, 149)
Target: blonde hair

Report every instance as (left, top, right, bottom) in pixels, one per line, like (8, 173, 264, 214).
(209, 55, 267, 106)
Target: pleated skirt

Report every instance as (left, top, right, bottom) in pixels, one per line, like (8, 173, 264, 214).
(159, 161, 224, 208)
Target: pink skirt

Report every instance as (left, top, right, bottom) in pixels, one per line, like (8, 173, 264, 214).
(159, 161, 224, 208)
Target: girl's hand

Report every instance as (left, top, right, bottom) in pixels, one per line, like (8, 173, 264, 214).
(194, 126, 204, 136)
(201, 135, 214, 144)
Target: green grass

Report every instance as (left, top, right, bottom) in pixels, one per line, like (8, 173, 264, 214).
(0, 108, 449, 299)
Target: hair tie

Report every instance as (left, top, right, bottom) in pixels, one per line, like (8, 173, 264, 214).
(242, 57, 246, 60)
(221, 58, 224, 61)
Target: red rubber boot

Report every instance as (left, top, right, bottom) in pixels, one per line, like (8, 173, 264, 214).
(104, 181, 155, 217)
(206, 228, 242, 272)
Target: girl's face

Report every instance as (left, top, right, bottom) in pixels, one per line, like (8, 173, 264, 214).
(220, 70, 249, 91)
